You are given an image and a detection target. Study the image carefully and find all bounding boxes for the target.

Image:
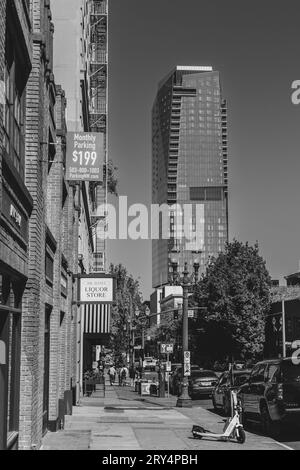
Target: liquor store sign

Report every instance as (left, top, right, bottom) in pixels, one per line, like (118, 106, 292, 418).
(80, 276, 114, 303)
(66, 132, 104, 181)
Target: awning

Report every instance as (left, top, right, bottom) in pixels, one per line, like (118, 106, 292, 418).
(82, 303, 111, 334)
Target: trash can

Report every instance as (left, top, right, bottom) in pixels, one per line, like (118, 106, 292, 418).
(140, 381, 151, 396)
(150, 383, 159, 396)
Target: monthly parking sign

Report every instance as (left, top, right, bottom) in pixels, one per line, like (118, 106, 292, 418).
(66, 132, 104, 181)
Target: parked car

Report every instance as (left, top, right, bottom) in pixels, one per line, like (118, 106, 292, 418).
(238, 357, 300, 437)
(143, 356, 157, 371)
(171, 365, 203, 396)
(212, 369, 251, 415)
(188, 370, 219, 399)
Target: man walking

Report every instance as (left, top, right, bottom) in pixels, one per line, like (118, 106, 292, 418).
(108, 364, 116, 386)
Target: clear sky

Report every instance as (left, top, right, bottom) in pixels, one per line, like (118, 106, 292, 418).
(52, 0, 300, 300)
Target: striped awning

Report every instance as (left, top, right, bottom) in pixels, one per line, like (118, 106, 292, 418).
(82, 304, 111, 334)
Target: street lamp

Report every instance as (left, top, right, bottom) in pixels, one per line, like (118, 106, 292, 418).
(135, 306, 151, 378)
(170, 257, 201, 408)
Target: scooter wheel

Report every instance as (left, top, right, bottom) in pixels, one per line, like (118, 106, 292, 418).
(236, 428, 246, 444)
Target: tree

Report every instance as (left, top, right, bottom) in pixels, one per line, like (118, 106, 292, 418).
(194, 240, 271, 362)
(109, 263, 143, 365)
(104, 160, 118, 196)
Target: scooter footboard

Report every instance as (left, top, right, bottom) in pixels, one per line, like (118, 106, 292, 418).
(192, 425, 209, 435)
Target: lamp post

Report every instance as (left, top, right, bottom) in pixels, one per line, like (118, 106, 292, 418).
(135, 305, 151, 378)
(170, 258, 200, 408)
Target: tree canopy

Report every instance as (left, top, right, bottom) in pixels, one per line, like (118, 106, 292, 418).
(109, 263, 143, 365)
(193, 240, 271, 362)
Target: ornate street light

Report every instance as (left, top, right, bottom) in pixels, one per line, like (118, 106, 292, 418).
(170, 256, 201, 408)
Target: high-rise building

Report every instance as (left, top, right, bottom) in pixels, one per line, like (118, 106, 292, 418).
(152, 66, 229, 288)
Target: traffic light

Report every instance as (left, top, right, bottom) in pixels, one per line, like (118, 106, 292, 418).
(173, 309, 178, 320)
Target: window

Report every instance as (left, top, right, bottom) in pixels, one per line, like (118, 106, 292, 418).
(250, 364, 266, 383)
(3, 28, 26, 178)
(266, 364, 280, 383)
(45, 250, 54, 286)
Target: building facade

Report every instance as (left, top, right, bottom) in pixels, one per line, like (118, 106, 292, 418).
(152, 66, 229, 288)
(0, 0, 33, 450)
(0, 0, 95, 450)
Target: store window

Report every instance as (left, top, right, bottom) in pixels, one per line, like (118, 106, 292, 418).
(0, 274, 23, 449)
(3, 28, 26, 178)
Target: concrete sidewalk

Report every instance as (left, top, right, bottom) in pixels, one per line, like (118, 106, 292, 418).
(41, 380, 288, 451)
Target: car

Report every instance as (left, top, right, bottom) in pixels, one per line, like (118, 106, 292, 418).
(212, 369, 251, 415)
(143, 356, 157, 371)
(188, 370, 219, 399)
(171, 365, 202, 396)
(238, 357, 300, 437)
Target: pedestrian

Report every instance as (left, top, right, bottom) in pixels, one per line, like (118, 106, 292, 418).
(108, 364, 116, 386)
(120, 365, 128, 386)
(129, 365, 136, 387)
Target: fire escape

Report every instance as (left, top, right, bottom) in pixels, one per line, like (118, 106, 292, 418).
(87, 0, 108, 272)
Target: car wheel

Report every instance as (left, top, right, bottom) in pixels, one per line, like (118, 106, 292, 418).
(261, 404, 281, 438)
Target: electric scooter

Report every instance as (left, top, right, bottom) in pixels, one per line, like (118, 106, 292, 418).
(192, 389, 246, 444)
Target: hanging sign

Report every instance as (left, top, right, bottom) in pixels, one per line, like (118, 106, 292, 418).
(80, 276, 114, 303)
(66, 132, 104, 181)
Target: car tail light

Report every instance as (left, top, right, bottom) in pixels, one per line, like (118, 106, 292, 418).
(277, 383, 283, 400)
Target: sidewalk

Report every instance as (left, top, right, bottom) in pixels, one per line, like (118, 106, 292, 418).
(41, 379, 287, 451)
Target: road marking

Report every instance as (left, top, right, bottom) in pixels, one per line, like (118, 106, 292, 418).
(274, 441, 294, 450)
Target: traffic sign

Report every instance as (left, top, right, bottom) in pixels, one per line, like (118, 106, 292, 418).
(160, 343, 174, 354)
(184, 362, 191, 376)
(166, 361, 171, 372)
(184, 351, 190, 361)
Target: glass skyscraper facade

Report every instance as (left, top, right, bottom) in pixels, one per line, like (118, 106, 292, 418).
(152, 66, 229, 288)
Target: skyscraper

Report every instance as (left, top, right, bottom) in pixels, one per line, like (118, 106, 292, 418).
(152, 66, 229, 288)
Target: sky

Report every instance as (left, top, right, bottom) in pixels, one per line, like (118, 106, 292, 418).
(52, 0, 300, 300)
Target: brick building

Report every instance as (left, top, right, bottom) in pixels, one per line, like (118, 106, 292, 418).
(0, 0, 94, 450)
(0, 0, 33, 450)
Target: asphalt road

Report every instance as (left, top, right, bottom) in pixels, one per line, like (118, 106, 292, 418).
(190, 396, 300, 450)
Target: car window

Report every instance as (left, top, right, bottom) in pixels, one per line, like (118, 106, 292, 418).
(218, 373, 228, 386)
(192, 370, 218, 378)
(234, 374, 250, 386)
(282, 361, 300, 383)
(265, 364, 280, 383)
(250, 364, 266, 382)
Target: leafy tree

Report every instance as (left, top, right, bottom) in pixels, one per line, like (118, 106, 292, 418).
(109, 263, 143, 365)
(104, 160, 118, 196)
(193, 240, 271, 362)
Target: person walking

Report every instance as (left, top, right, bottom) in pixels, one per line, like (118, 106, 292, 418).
(108, 364, 116, 386)
(120, 365, 128, 386)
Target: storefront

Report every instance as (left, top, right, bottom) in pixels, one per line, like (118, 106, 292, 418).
(0, 269, 26, 449)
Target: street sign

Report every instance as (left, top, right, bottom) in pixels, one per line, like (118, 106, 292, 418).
(166, 361, 171, 372)
(160, 343, 174, 354)
(184, 362, 191, 377)
(184, 351, 191, 361)
(66, 132, 104, 181)
(188, 309, 195, 318)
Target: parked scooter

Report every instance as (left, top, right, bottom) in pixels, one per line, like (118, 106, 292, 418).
(192, 389, 246, 444)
